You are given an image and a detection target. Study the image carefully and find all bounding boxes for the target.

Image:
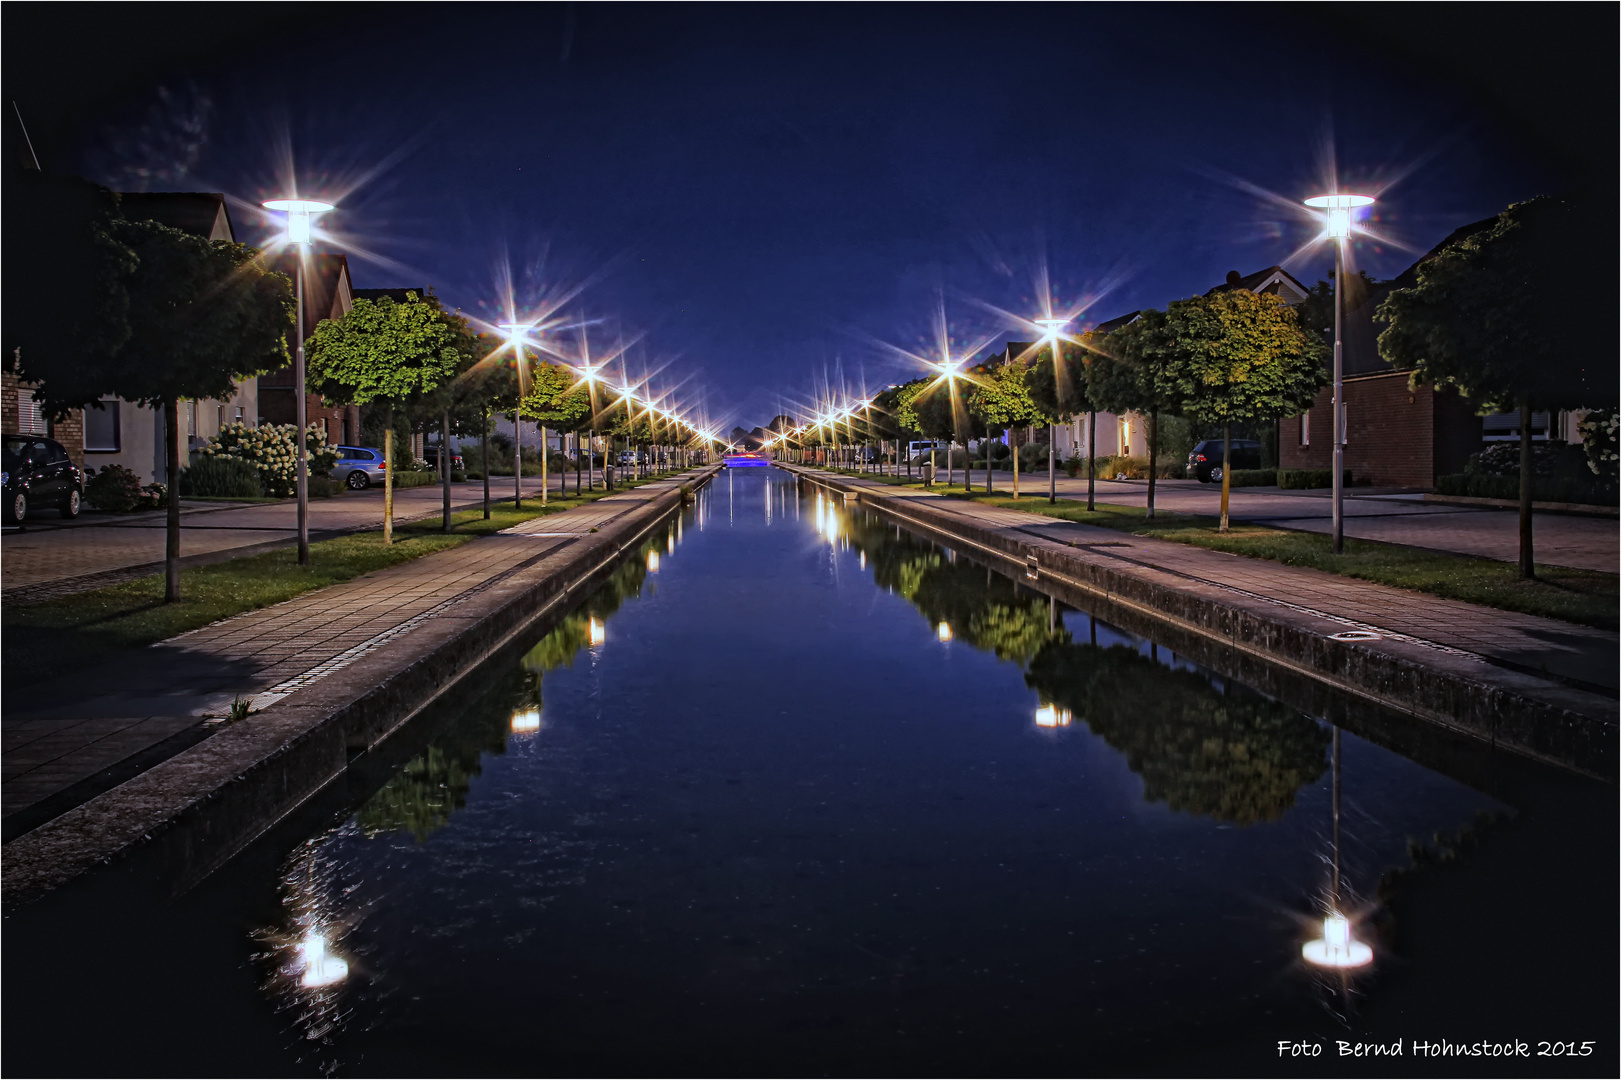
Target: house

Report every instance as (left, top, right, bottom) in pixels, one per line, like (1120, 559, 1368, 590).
(81, 192, 260, 483)
(258, 253, 359, 444)
(1279, 224, 1494, 488)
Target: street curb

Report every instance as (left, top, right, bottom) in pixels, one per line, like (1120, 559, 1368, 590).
(786, 466, 1616, 781)
(0, 469, 719, 906)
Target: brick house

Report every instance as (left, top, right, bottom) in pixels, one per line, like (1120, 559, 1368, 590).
(1279, 222, 1496, 488)
(257, 253, 360, 445)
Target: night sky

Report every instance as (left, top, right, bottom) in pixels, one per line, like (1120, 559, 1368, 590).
(7, 3, 1614, 428)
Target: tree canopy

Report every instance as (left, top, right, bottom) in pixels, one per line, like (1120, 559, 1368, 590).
(306, 291, 463, 410)
(1169, 290, 1326, 427)
(1028, 340, 1095, 421)
(1377, 196, 1617, 412)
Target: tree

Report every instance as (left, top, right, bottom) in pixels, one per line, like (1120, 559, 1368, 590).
(104, 220, 295, 601)
(970, 353, 1041, 496)
(1088, 311, 1184, 520)
(1168, 290, 1327, 530)
(307, 291, 463, 543)
(523, 361, 592, 494)
(896, 377, 958, 480)
(1378, 197, 1616, 577)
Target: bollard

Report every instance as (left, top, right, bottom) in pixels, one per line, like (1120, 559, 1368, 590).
(922, 461, 935, 489)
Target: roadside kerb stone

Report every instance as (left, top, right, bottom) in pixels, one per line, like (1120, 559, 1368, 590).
(1, 468, 718, 905)
(787, 466, 1616, 779)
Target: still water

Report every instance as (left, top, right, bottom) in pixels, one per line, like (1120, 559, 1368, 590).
(6, 468, 1614, 1076)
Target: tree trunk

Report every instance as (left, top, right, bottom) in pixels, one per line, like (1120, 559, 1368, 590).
(441, 409, 452, 533)
(1087, 410, 1096, 512)
(164, 397, 181, 603)
(1012, 426, 1020, 498)
(1145, 410, 1158, 522)
(383, 402, 395, 544)
(1048, 422, 1056, 504)
(1519, 401, 1535, 579)
(575, 430, 582, 494)
(541, 426, 549, 505)
(481, 408, 490, 520)
(1219, 422, 1232, 532)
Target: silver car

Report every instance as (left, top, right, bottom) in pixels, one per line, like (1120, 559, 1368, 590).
(331, 445, 389, 490)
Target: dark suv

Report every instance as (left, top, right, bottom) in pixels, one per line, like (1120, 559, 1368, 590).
(1187, 438, 1263, 483)
(3, 434, 85, 522)
(423, 445, 463, 472)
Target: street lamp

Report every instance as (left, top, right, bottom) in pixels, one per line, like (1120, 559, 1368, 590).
(1303, 192, 1375, 554)
(498, 322, 533, 509)
(1035, 317, 1070, 504)
(263, 198, 335, 565)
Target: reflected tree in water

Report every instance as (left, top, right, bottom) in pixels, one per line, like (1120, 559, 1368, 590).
(849, 514, 1067, 664)
(356, 536, 663, 842)
(1025, 642, 1329, 824)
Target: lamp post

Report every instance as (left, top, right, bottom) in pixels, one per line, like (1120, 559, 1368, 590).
(1303, 193, 1375, 555)
(499, 323, 533, 509)
(1035, 317, 1069, 504)
(263, 198, 335, 565)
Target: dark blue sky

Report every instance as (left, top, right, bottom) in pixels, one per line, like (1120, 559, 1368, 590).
(8, 3, 1612, 428)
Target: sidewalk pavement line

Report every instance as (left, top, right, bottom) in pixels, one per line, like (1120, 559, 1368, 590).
(239, 540, 573, 713)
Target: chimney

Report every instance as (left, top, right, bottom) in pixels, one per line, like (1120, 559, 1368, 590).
(1225, 270, 1242, 288)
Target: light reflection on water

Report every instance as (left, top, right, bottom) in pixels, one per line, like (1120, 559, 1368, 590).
(157, 471, 1575, 1072)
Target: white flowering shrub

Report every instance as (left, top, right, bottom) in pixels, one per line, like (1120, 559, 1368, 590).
(1578, 408, 1618, 486)
(198, 422, 339, 498)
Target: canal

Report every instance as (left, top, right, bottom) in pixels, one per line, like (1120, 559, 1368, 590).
(5, 467, 1614, 1076)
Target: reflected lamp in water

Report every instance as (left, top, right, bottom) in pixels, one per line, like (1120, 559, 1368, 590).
(648, 550, 661, 573)
(589, 616, 606, 646)
(936, 622, 953, 643)
(1302, 912, 1373, 969)
(1034, 703, 1072, 728)
(510, 708, 541, 733)
(299, 933, 349, 989)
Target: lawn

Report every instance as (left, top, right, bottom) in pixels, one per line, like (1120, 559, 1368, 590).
(804, 467, 1619, 630)
(3, 480, 672, 688)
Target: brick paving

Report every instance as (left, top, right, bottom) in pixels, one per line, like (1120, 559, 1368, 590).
(1, 471, 701, 835)
(0, 474, 583, 600)
(804, 468, 1619, 695)
(931, 473, 1617, 574)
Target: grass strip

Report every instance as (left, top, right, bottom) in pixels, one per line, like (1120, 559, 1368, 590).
(3, 478, 678, 688)
(806, 468, 1618, 630)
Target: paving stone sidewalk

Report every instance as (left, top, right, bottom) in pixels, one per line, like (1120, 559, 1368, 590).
(801, 468, 1619, 696)
(1, 472, 701, 839)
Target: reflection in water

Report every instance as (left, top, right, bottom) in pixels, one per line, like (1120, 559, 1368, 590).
(510, 707, 541, 733)
(1303, 728, 1375, 970)
(1025, 641, 1329, 825)
(836, 501, 1328, 826)
(299, 934, 349, 989)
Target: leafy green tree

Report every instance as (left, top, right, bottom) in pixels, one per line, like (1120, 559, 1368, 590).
(307, 291, 463, 542)
(1378, 197, 1616, 577)
(99, 220, 294, 601)
(970, 353, 1042, 495)
(896, 377, 958, 476)
(1169, 290, 1326, 529)
(1090, 309, 1188, 520)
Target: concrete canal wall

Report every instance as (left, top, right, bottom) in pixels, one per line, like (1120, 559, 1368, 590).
(787, 466, 1616, 781)
(2, 470, 718, 905)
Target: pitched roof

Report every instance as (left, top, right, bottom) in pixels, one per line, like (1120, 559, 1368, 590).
(118, 192, 234, 241)
(1089, 310, 1141, 336)
(1205, 265, 1308, 301)
(266, 251, 352, 337)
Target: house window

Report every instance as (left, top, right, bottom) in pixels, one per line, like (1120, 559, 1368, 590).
(17, 388, 47, 434)
(217, 404, 225, 431)
(84, 396, 120, 451)
(1300, 412, 1310, 446)
(234, 406, 245, 426)
(1482, 410, 1550, 442)
(318, 417, 329, 437)
(186, 400, 197, 437)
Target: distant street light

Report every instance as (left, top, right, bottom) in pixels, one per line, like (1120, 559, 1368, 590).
(263, 198, 335, 565)
(1035, 317, 1070, 504)
(499, 322, 533, 509)
(1304, 192, 1375, 554)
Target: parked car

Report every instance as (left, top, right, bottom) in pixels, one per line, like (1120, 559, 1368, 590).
(1187, 438, 1263, 483)
(422, 445, 464, 472)
(3, 434, 85, 522)
(330, 445, 388, 490)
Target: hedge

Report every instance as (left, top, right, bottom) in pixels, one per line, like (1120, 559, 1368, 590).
(388, 470, 440, 489)
(1435, 473, 1618, 506)
(1227, 469, 1278, 487)
(1278, 469, 1353, 489)
(180, 455, 264, 498)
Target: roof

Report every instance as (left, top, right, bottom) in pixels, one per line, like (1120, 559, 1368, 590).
(352, 287, 430, 304)
(1205, 266, 1308, 302)
(1089, 310, 1141, 336)
(118, 192, 234, 242)
(265, 251, 352, 338)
